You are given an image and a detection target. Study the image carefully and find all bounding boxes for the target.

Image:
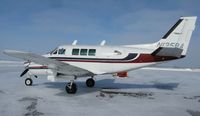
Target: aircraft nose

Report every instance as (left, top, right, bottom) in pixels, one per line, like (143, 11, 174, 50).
(24, 61, 31, 66)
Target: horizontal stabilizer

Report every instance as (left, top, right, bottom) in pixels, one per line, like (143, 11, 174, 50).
(151, 47, 183, 58)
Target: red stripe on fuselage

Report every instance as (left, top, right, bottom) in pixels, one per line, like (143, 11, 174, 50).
(131, 54, 180, 63)
(52, 54, 182, 63)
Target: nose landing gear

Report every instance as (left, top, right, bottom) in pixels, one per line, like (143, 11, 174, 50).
(25, 78, 33, 86)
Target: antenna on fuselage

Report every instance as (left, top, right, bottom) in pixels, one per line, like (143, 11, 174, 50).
(72, 40, 78, 45)
(100, 40, 106, 46)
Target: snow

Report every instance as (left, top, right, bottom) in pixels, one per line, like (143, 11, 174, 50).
(0, 61, 200, 116)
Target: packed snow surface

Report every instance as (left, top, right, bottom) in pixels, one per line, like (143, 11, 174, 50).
(0, 61, 200, 116)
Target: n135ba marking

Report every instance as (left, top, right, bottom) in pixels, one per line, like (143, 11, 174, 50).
(4, 16, 197, 94)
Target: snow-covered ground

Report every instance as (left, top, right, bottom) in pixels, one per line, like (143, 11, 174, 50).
(0, 61, 200, 116)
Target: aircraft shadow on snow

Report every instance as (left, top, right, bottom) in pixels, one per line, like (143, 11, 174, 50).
(43, 79, 179, 96)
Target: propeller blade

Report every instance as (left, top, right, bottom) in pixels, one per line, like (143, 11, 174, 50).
(20, 69, 29, 77)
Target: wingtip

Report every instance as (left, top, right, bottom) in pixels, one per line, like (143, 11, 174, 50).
(180, 16, 197, 20)
(3, 50, 15, 54)
(3, 50, 24, 56)
(3, 50, 10, 55)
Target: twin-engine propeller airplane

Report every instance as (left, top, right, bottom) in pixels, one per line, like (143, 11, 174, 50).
(4, 16, 197, 94)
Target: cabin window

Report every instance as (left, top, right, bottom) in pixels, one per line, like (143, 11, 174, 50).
(58, 48, 65, 54)
(88, 49, 96, 56)
(80, 49, 88, 56)
(72, 49, 79, 55)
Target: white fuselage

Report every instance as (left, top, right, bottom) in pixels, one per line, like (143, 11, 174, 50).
(28, 44, 164, 78)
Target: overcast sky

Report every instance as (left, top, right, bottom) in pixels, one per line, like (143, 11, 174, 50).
(0, 0, 199, 67)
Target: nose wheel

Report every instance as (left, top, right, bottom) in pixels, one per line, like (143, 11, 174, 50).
(25, 78, 33, 86)
(86, 78, 95, 87)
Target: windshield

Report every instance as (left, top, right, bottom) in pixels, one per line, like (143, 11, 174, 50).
(49, 47, 58, 54)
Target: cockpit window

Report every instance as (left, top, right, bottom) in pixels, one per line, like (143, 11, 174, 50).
(58, 48, 66, 54)
(53, 50, 58, 54)
(49, 47, 58, 54)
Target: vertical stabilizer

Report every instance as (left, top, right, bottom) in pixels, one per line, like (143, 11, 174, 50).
(156, 16, 197, 56)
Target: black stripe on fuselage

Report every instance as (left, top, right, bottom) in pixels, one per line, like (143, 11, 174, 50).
(162, 19, 183, 39)
(49, 53, 138, 62)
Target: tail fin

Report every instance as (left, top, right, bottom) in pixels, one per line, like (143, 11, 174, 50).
(155, 16, 197, 57)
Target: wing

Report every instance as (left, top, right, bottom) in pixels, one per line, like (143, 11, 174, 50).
(3, 50, 93, 77)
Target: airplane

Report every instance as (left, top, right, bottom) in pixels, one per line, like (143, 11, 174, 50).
(4, 16, 197, 94)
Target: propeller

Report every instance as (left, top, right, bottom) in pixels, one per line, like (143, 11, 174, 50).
(20, 60, 31, 77)
(20, 69, 29, 77)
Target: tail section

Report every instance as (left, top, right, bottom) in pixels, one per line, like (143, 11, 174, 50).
(155, 16, 197, 57)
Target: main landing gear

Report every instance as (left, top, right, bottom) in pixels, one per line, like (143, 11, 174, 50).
(86, 78, 95, 87)
(65, 77, 96, 94)
(65, 81, 77, 94)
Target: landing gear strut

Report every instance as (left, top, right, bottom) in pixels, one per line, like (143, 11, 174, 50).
(86, 78, 95, 87)
(25, 78, 33, 86)
(65, 80, 77, 94)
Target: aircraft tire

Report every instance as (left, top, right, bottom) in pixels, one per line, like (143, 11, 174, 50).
(65, 83, 77, 94)
(25, 78, 33, 86)
(86, 78, 95, 87)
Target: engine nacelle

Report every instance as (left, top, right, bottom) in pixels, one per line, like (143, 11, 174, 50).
(113, 72, 128, 78)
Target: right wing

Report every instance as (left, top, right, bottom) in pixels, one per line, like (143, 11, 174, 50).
(3, 50, 94, 77)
